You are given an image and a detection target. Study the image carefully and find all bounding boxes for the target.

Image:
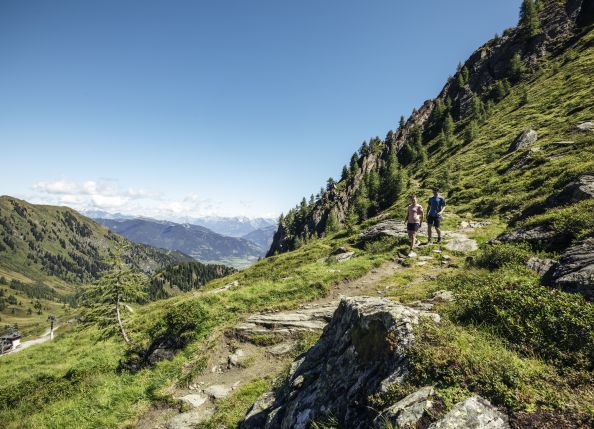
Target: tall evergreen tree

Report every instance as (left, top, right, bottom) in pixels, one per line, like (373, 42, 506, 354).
(326, 177, 336, 192)
(80, 249, 147, 344)
(520, 0, 541, 38)
(399, 115, 406, 130)
(341, 165, 349, 181)
(359, 141, 370, 157)
(325, 209, 340, 234)
(379, 151, 405, 210)
(464, 120, 480, 144)
(509, 52, 526, 83)
(350, 152, 359, 175)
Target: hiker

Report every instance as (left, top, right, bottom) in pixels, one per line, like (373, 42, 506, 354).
(426, 187, 446, 244)
(405, 195, 424, 249)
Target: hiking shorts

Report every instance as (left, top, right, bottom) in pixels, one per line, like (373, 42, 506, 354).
(407, 223, 421, 232)
(427, 215, 441, 228)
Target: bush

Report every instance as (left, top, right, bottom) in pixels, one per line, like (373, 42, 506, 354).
(149, 300, 212, 349)
(448, 269, 594, 369)
(472, 243, 531, 270)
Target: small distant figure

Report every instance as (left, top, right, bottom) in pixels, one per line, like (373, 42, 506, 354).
(405, 195, 424, 249)
(427, 187, 446, 244)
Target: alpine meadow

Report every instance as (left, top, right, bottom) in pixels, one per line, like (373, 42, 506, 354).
(0, 1, 593, 429)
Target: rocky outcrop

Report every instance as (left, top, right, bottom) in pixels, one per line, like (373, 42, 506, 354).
(574, 120, 593, 132)
(359, 220, 427, 241)
(497, 225, 572, 250)
(241, 297, 439, 429)
(515, 174, 594, 221)
(549, 237, 594, 299)
(428, 396, 510, 429)
(234, 303, 338, 340)
(526, 257, 557, 277)
(508, 129, 538, 152)
(373, 386, 443, 428)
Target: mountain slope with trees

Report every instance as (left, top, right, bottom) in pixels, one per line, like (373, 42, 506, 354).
(0, 1, 592, 428)
(96, 218, 265, 268)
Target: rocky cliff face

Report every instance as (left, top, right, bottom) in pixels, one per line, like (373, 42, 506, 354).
(268, 0, 593, 256)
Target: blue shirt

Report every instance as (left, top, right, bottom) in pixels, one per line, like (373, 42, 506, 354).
(428, 195, 446, 216)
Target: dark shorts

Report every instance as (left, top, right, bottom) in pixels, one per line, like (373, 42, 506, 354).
(407, 223, 421, 232)
(427, 215, 441, 228)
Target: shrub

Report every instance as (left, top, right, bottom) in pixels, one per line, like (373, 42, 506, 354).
(149, 300, 212, 349)
(472, 243, 531, 270)
(448, 269, 594, 369)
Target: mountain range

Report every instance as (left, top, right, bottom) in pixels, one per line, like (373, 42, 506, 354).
(95, 217, 267, 268)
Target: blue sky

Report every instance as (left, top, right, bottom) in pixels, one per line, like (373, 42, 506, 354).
(0, 0, 520, 219)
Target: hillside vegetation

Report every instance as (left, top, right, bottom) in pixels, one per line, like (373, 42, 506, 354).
(0, 1, 592, 428)
(0, 197, 192, 336)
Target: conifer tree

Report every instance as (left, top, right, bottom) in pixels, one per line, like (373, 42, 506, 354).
(470, 94, 486, 121)
(341, 165, 349, 181)
(80, 249, 147, 344)
(325, 209, 340, 234)
(350, 152, 359, 175)
(326, 177, 336, 192)
(399, 115, 405, 129)
(520, 0, 541, 38)
(359, 141, 370, 157)
(379, 151, 405, 210)
(509, 53, 526, 83)
(464, 120, 480, 144)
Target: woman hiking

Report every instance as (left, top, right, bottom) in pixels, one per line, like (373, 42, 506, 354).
(405, 195, 424, 249)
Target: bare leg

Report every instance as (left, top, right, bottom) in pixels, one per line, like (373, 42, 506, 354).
(427, 225, 433, 243)
(436, 227, 442, 243)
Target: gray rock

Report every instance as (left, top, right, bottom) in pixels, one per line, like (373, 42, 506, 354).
(550, 237, 594, 299)
(166, 408, 214, 429)
(235, 303, 338, 339)
(241, 297, 439, 429)
(575, 121, 593, 132)
(525, 257, 557, 277)
(428, 396, 509, 429)
(177, 393, 208, 408)
(228, 349, 247, 368)
(374, 386, 438, 429)
(268, 342, 296, 356)
(508, 129, 538, 152)
(359, 220, 426, 241)
(204, 384, 232, 400)
(329, 251, 355, 263)
(444, 233, 478, 252)
(515, 175, 594, 221)
(497, 225, 571, 250)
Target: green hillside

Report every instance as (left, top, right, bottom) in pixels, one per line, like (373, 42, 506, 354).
(0, 1, 592, 428)
(0, 196, 193, 336)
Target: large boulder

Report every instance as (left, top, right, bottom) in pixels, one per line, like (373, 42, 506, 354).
(508, 129, 538, 152)
(241, 297, 439, 429)
(549, 237, 594, 299)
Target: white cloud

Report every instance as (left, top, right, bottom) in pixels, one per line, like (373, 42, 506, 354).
(27, 179, 231, 220)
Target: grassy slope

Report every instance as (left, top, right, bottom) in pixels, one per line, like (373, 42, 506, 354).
(0, 197, 191, 336)
(0, 22, 592, 429)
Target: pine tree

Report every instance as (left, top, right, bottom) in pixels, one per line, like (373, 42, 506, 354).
(443, 113, 455, 139)
(509, 53, 526, 83)
(379, 151, 405, 210)
(463, 120, 479, 144)
(366, 170, 381, 215)
(359, 141, 370, 157)
(350, 152, 359, 175)
(341, 165, 349, 181)
(520, 0, 541, 38)
(80, 249, 147, 344)
(470, 94, 486, 121)
(492, 79, 510, 102)
(399, 115, 406, 130)
(457, 66, 469, 87)
(325, 209, 340, 234)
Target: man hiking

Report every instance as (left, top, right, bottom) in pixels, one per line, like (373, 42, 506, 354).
(405, 195, 424, 249)
(426, 187, 446, 244)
